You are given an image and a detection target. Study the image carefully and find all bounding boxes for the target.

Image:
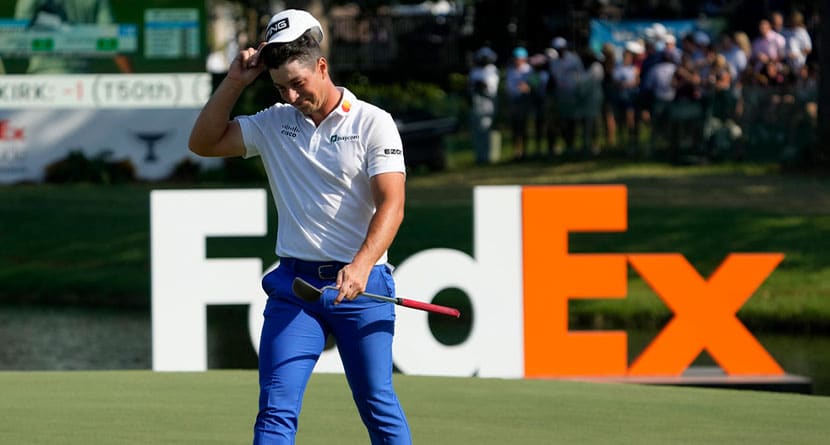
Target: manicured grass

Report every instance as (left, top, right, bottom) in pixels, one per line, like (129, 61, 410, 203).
(1, 160, 829, 331)
(0, 370, 827, 445)
(0, 184, 152, 305)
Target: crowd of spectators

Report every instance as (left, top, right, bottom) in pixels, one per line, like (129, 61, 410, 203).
(471, 10, 818, 164)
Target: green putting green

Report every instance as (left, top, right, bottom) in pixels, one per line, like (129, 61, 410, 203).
(1, 370, 827, 444)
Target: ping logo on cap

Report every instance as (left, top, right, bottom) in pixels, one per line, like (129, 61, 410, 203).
(265, 18, 290, 41)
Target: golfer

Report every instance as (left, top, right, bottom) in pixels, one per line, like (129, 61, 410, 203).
(188, 9, 411, 445)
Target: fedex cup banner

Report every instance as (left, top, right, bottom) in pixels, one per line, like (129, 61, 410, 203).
(151, 186, 785, 378)
(0, 74, 219, 183)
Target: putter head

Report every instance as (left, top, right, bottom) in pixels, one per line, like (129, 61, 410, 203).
(292, 277, 323, 302)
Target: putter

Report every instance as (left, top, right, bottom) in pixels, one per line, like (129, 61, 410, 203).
(292, 277, 461, 318)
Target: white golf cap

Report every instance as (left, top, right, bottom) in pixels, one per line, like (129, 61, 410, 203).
(651, 23, 667, 37)
(551, 36, 567, 49)
(263, 9, 324, 45)
(625, 40, 644, 55)
(693, 30, 710, 47)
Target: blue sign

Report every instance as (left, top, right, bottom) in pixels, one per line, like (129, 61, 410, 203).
(589, 18, 726, 59)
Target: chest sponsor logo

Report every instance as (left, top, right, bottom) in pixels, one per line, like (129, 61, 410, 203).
(330, 134, 360, 143)
(280, 124, 299, 138)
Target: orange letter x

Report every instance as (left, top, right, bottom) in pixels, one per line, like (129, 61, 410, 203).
(627, 253, 785, 376)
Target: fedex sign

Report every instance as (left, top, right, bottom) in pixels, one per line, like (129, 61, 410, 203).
(392, 185, 783, 378)
(151, 186, 784, 378)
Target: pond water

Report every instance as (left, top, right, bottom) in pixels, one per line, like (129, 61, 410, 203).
(0, 306, 827, 396)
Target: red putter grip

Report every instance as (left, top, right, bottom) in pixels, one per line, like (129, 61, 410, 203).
(398, 298, 461, 318)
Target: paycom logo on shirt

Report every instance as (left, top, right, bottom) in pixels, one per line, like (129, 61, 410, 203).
(330, 134, 360, 143)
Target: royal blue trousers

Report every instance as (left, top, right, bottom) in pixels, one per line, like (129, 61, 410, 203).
(253, 260, 411, 445)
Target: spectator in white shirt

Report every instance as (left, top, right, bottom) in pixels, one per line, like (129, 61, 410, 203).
(468, 46, 500, 164)
(782, 11, 812, 71)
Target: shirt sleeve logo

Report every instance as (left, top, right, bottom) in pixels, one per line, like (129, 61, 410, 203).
(281, 124, 299, 137)
(383, 148, 403, 155)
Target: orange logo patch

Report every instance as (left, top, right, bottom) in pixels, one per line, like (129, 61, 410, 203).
(341, 100, 351, 112)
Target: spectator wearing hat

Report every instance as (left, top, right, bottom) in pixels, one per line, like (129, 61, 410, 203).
(468, 45, 500, 164)
(549, 37, 583, 94)
(548, 37, 584, 156)
(637, 38, 659, 126)
(641, 50, 677, 157)
(663, 34, 681, 64)
(527, 53, 551, 157)
(691, 31, 712, 68)
(542, 47, 561, 155)
(612, 43, 641, 151)
(505, 46, 532, 161)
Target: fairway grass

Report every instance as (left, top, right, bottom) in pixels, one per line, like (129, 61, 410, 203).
(1, 371, 827, 444)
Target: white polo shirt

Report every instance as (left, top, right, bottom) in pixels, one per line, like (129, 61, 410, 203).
(236, 87, 406, 264)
